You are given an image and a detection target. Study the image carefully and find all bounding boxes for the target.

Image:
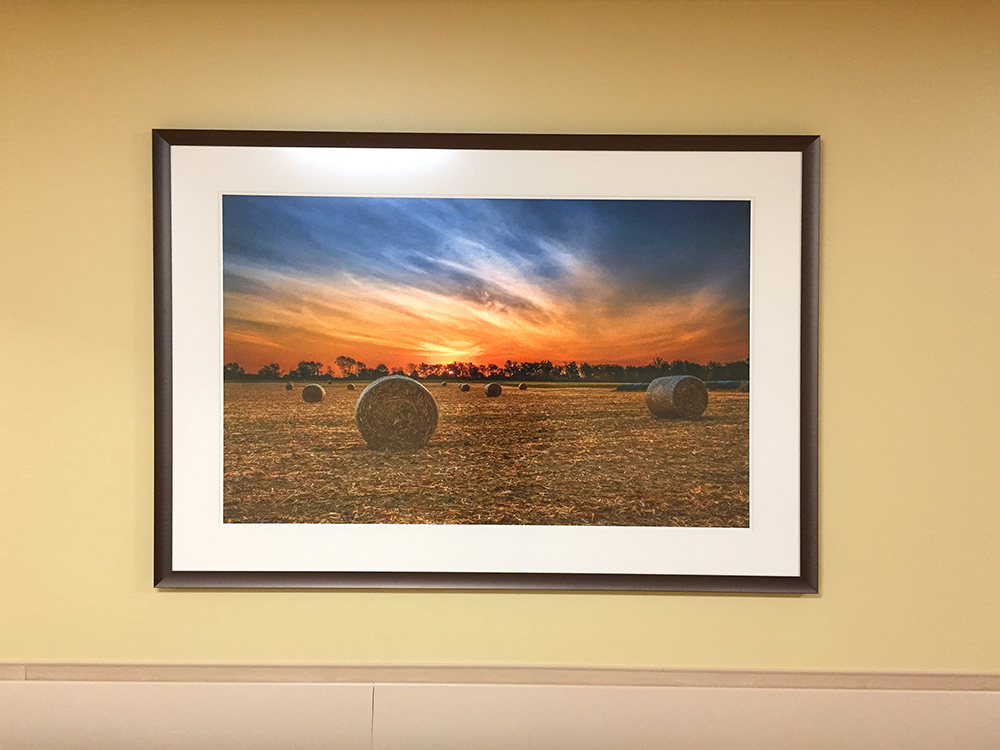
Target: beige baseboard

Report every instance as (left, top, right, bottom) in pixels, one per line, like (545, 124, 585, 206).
(2, 662, 999, 690)
(2, 665, 998, 749)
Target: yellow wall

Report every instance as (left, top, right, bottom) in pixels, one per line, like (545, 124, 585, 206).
(2, 0, 998, 671)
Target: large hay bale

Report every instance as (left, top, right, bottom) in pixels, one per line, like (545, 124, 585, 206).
(645, 375, 708, 418)
(285, 382, 293, 391)
(302, 383, 325, 403)
(459, 383, 470, 392)
(347, 383, 356, 391)
(518, 382, 527, 390)
(484, 382, 502, 397)
(354, 375, 438, 450)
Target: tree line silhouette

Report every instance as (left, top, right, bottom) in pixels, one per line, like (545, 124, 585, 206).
(223, 355, 749, 383)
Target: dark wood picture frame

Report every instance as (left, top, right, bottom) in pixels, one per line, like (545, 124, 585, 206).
(154, 130, 818, 592)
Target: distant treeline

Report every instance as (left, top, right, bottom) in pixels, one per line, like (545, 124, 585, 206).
(223, 355, 749, 384)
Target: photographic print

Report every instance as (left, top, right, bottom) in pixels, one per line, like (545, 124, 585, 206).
(221, 196, 751, 528)
(154, 131, 818, 591)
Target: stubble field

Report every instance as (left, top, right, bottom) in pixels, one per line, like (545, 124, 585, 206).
(223, 382, 749, 527)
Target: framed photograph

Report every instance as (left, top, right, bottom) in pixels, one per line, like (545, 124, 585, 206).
(154, 130, 818, 592)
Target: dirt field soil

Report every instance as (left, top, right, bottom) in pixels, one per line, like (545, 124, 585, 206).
(223, 383, 749, 527)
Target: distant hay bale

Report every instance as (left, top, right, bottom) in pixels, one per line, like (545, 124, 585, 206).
(739, 380, 750, 393)
(347, 383, 356, 391)
(616, 383, 649, 392)
(301, 383, 325, 403)
(459, 383, 470, 392)
(441, 381, 448, 387)
(327, 379, 334, 385)
(645, 375, 708, 419)
(484, 382, 502, 398)
(354, 375, 438, 450)
(518, 382, 527, 390)
(284, 382, 293, 391)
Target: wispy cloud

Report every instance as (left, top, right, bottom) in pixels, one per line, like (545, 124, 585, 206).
(222, 197, 749, 371)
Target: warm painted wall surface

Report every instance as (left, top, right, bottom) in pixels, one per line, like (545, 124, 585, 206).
(1, 0, 998, 671)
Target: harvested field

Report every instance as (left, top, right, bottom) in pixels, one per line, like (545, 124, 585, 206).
(223, 382, 749, 527)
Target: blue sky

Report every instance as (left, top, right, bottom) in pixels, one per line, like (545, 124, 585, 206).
(222, 195, 750, 371)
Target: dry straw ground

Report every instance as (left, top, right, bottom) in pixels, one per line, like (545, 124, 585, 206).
(223, 383, 749, 527)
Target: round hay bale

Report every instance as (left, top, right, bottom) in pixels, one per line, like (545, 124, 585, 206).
(619, 383, 645, 391)
(347, 383, 356, 391)
(284, 382, 293, 391)
(518, 382, 527, 390)
(459, 383, 470, 392)
(354, 375, 438, 450)
(302, 383, 325, 403)
(645, 375, 708, 419)
(484, 382, 502, 398)
(441, 381, 448, 387)
(739, 380, 750, 393)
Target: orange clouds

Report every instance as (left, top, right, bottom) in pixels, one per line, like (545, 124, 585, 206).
(224, 262, 748, 373)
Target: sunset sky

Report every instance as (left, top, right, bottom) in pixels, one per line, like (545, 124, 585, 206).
(222, 195, 750, 374)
